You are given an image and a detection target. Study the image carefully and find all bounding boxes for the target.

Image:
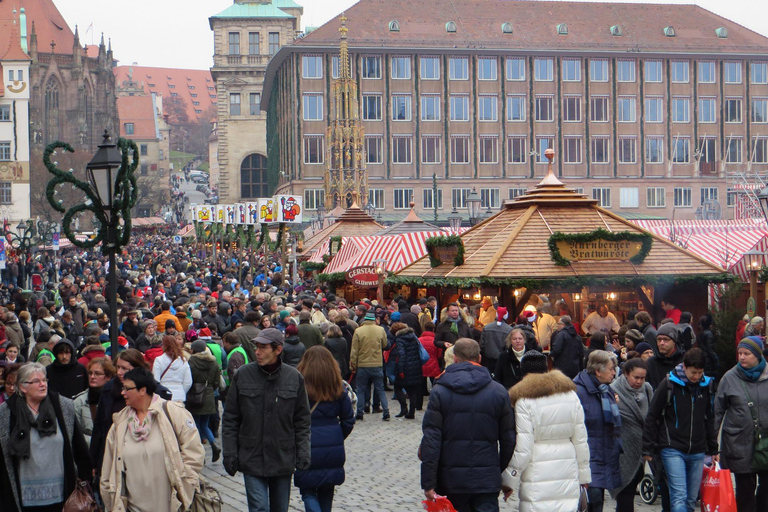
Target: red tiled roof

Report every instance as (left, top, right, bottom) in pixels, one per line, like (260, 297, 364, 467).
(0, 0, 75, 55)
(113, 66, 216, 122)
(0, 19, 30, 61)
(296, 0, 768, 54)
(116, 95, 157, 140)
(85, 44, 99, 58)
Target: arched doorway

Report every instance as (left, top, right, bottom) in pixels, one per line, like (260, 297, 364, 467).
(240, 153, 268, 198)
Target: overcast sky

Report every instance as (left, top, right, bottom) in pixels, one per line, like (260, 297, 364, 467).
(54, 0, 768, 71)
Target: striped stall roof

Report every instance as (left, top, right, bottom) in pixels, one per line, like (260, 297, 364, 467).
(323, 237, 380, 274)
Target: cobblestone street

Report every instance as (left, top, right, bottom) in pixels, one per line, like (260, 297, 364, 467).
(202, 407, 658, 512)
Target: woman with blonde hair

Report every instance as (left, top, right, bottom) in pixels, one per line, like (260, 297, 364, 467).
(295, 346, 355, 512)
(152, 335, 193, 402)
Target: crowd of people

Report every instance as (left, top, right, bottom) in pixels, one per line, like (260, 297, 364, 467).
(0, 237, 765, 512)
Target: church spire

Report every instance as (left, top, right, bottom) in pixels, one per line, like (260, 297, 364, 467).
(338, 13, 351, 81)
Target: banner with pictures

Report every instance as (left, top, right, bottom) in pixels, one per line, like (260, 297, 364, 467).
(258, 198, 277, 224)
(214, 205, 226, 224)
(196, 205, 213, 223)
(235, 203, 248, 225)
(246, 203, 259, 225)
(275, 195, 303, 223)
(224, 204, 236, 224)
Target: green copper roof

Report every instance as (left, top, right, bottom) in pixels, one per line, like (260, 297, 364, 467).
(211, 3, 294, 19)
(272, 0, 303, 9)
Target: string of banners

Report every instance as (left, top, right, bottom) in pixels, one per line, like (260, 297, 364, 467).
(191, 196, 303, 225)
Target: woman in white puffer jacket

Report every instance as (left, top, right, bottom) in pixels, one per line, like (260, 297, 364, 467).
(151, 335, 193, 402)
(502, 362, 591, 512)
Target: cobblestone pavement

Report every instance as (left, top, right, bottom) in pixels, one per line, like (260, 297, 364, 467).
(201, 407, 660, 512)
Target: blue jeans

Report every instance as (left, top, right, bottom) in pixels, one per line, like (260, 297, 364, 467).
(661, 447, 706, 512)
(587, 486, 604, 512)
(300, 486, 335, 512)
(242, 474, 291, 512)
(355, 367, 388, 416)
(194, 414, 215, 446)
(445, 492, 499, 512)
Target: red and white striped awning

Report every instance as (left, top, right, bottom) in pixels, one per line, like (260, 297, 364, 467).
(177, 224, 195, 237)
(323, 237, 380, 273)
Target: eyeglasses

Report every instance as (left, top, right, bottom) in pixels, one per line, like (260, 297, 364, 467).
(88, 371, 105, 377)
(122, 385, 137, 392)
(23, 379, 48, 386)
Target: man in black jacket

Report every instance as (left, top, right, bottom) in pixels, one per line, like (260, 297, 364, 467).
(646, 323, 685, 389)
(398, 300, 422, 336)
(434, 303, 471, 350)
(550, 315, 585, 379)
(202, 301, 229, 336)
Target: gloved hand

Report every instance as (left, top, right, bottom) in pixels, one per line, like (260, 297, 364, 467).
(296, 458, 311, 471)
(223, 456, 239, 477)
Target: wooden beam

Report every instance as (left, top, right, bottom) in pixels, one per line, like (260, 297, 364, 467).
(635, 285, 654, 314)
(481, 205, 537, 276)
(512, 289, 533, 319)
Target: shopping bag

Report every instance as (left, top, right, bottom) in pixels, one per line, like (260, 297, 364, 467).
(422, 494, 457, 512)
(62, 479, 100, 512)
(700, 463, 736, 512)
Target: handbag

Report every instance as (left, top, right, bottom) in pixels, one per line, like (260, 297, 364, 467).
(186, 381, 207, 407)
(578, 485, 589, 512)
(62, 479, 100, 512)
(739, 380, 768, 471)
(342, 379, 358, 412)
(418, 341, 430, 365)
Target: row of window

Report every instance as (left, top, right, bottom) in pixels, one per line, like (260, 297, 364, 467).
(6, 70, 24, 82)
(302, 54, 768, 85)
(302, 134, 768, 166)
(228, 31, 280, 57)
(228, 93, 261, 116)
(302, 185, 724, 211)
(302, 93, 768, 124)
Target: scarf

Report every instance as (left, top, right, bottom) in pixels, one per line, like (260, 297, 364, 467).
(9, 395, 58, 459)
(673, 363, 693, 385)
(512, 346, 525, 360)
(595, 377, 621, 427)
(449, 316, 460, 334)
(612, 374, 650, 419)
(127, 396, 160, 442)
(738, 358, 767, 383)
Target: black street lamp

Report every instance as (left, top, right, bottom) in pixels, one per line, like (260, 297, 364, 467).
(45, 130, 138, 361)
(466, 188, 482, 226)
(2, 219, 36, 288)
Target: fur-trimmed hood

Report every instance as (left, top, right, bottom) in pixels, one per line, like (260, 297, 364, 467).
(395, 326, 415, 337)
(508, 370, 577, 406)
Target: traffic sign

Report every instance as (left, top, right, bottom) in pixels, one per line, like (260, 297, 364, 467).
(173, 235, 182, 244)
(52, 232, 60, 251)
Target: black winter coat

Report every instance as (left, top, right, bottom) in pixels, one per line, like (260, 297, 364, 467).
(646, 350, 684, 389)
(393, 328, 424, 387)
(325, 336, 349, 379)
(398, 308, 422, 336)
(550, 324, 585, 379)
(696, 328, 719, 374)
(494, 348, 523, 389)
(46, 358, 88, 399)
(187, 351, 221, 416)
(434, 319, 471, 349)
(282, 335, 306, 367)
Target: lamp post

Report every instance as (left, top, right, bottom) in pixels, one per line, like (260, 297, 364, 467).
(366, 202, 376, 218)
(448, 207, 462, 234)
(2, 219, 37, 289)
(744, 249, 765, 313)
(311, 205, 326, 232)
(374, 258, 388, 304)
(466, 188, 482, 227)
(757, 186, 768, 313)
(45, 130, 138, 361)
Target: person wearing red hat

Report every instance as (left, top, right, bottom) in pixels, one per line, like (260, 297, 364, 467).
(480, 307, 512, 374)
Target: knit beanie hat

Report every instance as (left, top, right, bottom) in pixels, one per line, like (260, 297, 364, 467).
(634, 342, 653, 355)
(656, 323, 679, 343)
(190, 340, 208, 354)
(191, 309, 202, 320)
(279, 310, 291, 320)
(739, 336, 764, 360)
(520, 350, 548, 376)
(390, 311, 401, 322)
(624, 329, 645, 346)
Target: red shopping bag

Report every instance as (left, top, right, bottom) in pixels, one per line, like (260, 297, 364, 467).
(700, 463, 736, 512)
(422, 495, 457, 512)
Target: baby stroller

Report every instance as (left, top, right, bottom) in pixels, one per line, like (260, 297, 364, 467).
(639, 460, 661, 504)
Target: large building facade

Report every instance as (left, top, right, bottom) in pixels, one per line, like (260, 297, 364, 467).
(209, 0, 303, 204)
(262, 0, 768, 221)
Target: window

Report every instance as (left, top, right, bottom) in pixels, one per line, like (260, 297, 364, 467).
(647, 187, 666, 208)
(423, 188, 443, 209)
(590, 96, 609, 122)
(268, 32, 279, 56)
(592, 188, 611, 208)
(389, 20, 400, 32)
(365, 136, 383, 164)
(590, 59, 608, 82)
(724, 62, 742, 84)
(331, 55, 340, 79)
(725, 98, 742, 123)
(698, 61, 716, 83)
(0, 182, 10, 204)
(534, 58, 553, 81)
(478, 95, 498, 121)
(563, 137, 582, 164)
(726, 137, 742, 163)
(449, 57, 468, 80)
(618, 137, 636, 164)
(536, 136, 554, 163)
(699, 137, 717, 167)
(7, 70, 12, 81)
(478, 58, 498, 80)
(480, 188, 500, 208)
(0, 105, 9, 122)
(368, 189, 385, 209)
(617, 60, 636, 82)
(392, 136, 413, 163)
(507, 136, 526, 163)
(229, 93, 241, 115)
(645, 97, 663, 123)
(450, 136, 470, 164)
(450, 95, 469, 121)
(562, 59, 581, 81)
(452, 188, 471, 209)
(303, 55, 322, 78)
(362, 94, 382, 121)
(16, 70, 22, 81)
(699, 97, 716, 123)
(391, 94, 412, 121)
(591, 137, 610, 164)
(421, 95, 440, 121)
(752, 62, 768, 84)
(304, 189, 325, 210)
(0, 142, 10, 161)
(303, 136, 324, 164)
(671, 61, 689, 83)
(506, 58, 525, 81)
(727, 188, 737, 208)
(645, 60, 662, 82)
(420, 56, 439, 79)
(247, 93, 260, 115)
(701, 187, 718, 204)
(563, 96, 581, 122)
(617, 96, 636, 122)
(672, 97, 690, 123)
(672, 137, 690, 163)
(140, 164, 148, 176)
(646, 137, 664, 164)
(755, 137, 768, 163)
(240, 154, 268, 199)
(507, 95, 526, 121)
(393, 189, 414, 209)
(302, 93, 323, 120)
(620, 187, 639, 208)
(535, 95, 554, 122)
(422, 135, 441, 164)
(362, 55, 381, 79)
(124, 123, 134, 135)
(248, 32, 260, 55)
(674, 187, 692, 207)
(228, 32, 240, 55)
(752, 98, 768, 123)
(391, 56, 411, 79)
(509, 188, 527, 199)
(140, 144, 148, 156)
(479, 136, 498, 163)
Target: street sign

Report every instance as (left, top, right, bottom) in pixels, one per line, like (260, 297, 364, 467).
(173, 235, 182, 244)
(52, 232, 60, 251)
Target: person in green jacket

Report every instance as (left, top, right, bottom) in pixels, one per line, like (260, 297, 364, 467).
(297, 311, 324, 350)
(222, 332, 250, 386)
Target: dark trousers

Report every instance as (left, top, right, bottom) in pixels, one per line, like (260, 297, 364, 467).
(445, 492, 499, 512)
(395, 384, 422, 416)
(615, 466, 644, 512)
(734, 471, 768, 512)
(587, 487, 605, 512)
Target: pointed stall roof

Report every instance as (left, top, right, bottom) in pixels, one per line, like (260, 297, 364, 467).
(302, 201, 384, 257)
(376, 202, 440, 236)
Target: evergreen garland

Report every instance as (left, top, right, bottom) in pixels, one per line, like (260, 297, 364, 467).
(424, 235, 465, 267)
(301, 261, 327, 272)
(330, 235, 343, 255)
(317, 271, 348, 283)
(548, 229, 653, 267)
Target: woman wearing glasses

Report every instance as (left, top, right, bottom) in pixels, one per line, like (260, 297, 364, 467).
(73, 357, 117, 446)
(0, 362, 93, 512)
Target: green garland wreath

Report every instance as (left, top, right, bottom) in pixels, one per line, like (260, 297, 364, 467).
(548, 229, 653, 267)
(424, 235, 465, 268)
(301, 261, 327, 272)
(329, 235, 343, 256)
(317, 271, 348, 283)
